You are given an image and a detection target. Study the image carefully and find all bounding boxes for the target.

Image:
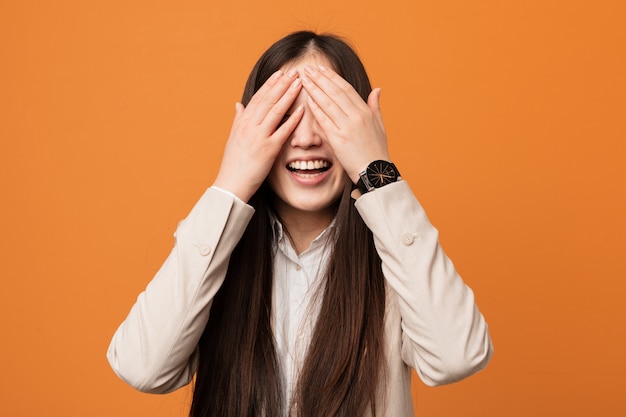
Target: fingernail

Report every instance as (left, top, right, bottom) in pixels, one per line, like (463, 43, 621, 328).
(287, 68, 298, 78)
(304, 65, 314, 74)
(301, 76, 311, 86)
(318, 65, 328, 72)
(271, 70, 283, 80)
(291, 78, 301, 88)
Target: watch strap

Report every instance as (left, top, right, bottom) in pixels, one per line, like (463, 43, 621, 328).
(356, 175, 372, 194)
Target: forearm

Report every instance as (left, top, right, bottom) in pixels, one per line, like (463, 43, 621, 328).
(107, 187, 254, 393)
(355, 180, 493, 385)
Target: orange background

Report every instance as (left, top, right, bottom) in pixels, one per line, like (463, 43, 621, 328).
(1, 0, 625, 415)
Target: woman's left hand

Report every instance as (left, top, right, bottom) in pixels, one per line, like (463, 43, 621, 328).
(301, 64, 390, 183)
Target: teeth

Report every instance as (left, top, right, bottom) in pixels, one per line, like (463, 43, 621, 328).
(288, 160, 329, 171)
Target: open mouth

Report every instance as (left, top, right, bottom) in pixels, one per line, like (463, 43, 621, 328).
(287, 160, 331, 177)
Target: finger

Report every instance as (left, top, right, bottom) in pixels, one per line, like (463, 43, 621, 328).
(271, 104, 304, 143)
(234, 102, 245, 120)
(246, 69, 283, 104)
(311, 64, 367, 110)
(260, 77, 302, 131)
(301, 74, 348, 129)
(246, 69, 298, 124)
(306, 95, 339, 131)
(367, 88, 384, 126)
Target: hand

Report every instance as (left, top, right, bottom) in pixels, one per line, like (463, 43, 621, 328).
(301, 65, 390, 183)
(214, 69, 304, 202)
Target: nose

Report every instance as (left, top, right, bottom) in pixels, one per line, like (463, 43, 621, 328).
(289, 110, 323, 149)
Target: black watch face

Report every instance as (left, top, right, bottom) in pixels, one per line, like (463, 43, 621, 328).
(366, 161, 398, 188)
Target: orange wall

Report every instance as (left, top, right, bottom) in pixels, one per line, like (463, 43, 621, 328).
(1, 1, 625, 415)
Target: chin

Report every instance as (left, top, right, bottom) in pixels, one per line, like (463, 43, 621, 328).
(270, 185, 344, 215)
(294, 199, 338, 213)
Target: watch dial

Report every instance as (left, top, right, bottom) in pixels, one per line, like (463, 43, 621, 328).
(367, 161, 397, 187)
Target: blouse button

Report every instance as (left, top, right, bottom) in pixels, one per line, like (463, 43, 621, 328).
(401, 233, 415, 246)
(295, 264, 302, 271)
(194, 242, 212, 256)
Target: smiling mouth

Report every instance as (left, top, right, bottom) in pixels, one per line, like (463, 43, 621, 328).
(287, 160, 331, 177)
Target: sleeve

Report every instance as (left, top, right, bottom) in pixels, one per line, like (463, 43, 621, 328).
(106, 187, 255, 393)
(354, 180, 493, 386)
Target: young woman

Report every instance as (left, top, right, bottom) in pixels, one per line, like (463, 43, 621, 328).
(107, 31, 493, 417)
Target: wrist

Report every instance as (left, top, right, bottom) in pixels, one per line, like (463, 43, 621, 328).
(348, 153, 391, 183)
(213, 178, 255, 203)
(354, 160, 401, 194)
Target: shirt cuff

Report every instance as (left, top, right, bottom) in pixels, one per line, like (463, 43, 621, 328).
(210, 185, 246, 205)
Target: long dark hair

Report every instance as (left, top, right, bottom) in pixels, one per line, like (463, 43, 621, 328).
(190, 31, 387, 417)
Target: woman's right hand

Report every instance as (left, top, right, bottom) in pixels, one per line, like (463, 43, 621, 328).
(213, 69, 303, 202)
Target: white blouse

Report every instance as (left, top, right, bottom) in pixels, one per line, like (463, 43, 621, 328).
(270, 217, 334, 405)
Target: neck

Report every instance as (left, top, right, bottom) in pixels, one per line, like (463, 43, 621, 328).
(274, 204, 335, 255)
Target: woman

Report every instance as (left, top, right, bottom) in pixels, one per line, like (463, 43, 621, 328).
(107, 31, 493, 417)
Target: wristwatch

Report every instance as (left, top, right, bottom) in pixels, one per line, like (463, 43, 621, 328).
(355, 160, 401, 194)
